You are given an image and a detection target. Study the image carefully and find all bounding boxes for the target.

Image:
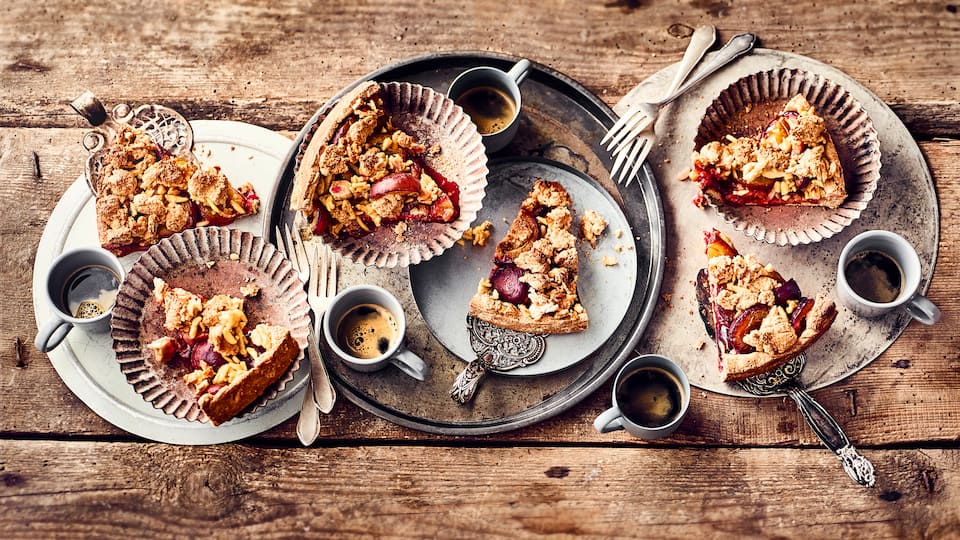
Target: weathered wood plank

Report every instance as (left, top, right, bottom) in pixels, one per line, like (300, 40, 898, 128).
(0, 1, 958, 134)
(1, 128, 957, 445)
(0, 441, 957, 538)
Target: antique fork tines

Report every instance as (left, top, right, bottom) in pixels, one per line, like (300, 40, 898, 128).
(277, 224, 310, 285)
(606, 33, 756, 185)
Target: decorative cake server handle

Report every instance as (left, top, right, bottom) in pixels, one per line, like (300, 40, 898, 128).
(451, 352, 492, 405)
(783, 383, 876, 487)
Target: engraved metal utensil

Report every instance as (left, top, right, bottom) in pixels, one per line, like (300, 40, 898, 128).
(450, 316, 547, 404)
(70, 91, 195, 193)
(694, 270, 875, 487)
(737, 354, 876, 487)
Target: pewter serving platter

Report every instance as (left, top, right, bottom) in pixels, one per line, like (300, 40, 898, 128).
(619, 48, 939, 397)
(269, 52, 665, 435)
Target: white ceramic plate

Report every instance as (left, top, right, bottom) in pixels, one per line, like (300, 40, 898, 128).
(32, 120, 307, 444)
(409, 158, 639, 376)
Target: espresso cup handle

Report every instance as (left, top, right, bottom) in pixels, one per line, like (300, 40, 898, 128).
(593, 406, 625, 434)
(391, 348, 429, 381)
(507, 59, 531, 86)
(906, 294, 941, 325)
(35, 317, 73, 353)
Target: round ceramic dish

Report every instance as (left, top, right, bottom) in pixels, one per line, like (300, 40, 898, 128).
(694, 67, 881, 246)
(292, 81, 488, 268)
(111, 227, 311, 424)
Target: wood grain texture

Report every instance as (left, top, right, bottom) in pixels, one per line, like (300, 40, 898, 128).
(0, 441, 957, 538)
(0, 1, 957, 135)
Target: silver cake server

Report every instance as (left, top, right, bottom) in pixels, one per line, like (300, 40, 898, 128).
(450, 316, 546, 404)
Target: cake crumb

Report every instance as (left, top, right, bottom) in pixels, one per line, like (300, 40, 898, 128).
(695, 340, 705, 350)
(580, 209, 607, 248)
(205, 261, 216, 268)
(677, 167, 691, 182)
(240, 283, 260, 297)
(393, 221, 408, 242)
(229, 252, 239, 261)
(458, 220, 493, 247)
(615, 229, 622, 239)
(601, 255, 617, 266)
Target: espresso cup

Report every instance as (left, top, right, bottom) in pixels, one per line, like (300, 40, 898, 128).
(837, 230, 940, 324)
(323, 285, 429, 380)
(447, 59, 531, 153)
(594, 354, 690, 440)
(35, 247, 125, 353)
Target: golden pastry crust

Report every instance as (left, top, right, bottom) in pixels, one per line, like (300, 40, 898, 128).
(290, 80, 456, 239)
(468, 180, 588, 335)
(148, 278, 299, 426)
(702, 230, 837, 382)
(718, 293, 836, 381)
(92, 125, 258, 255)
(199, 325, 298, 426)
(690, 94, 846, 208)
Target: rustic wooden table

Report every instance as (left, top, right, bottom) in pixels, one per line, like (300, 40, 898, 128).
(2, 1, 958, 537)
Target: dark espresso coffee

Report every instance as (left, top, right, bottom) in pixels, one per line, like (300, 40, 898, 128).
(616, 367, 684, 428)
(845, 250, 903, 304)
(455, 86, 516, 135)
(336, 303, 400, 360)
(60, 264, 121, 319)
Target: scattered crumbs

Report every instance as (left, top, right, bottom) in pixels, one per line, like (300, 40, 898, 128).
(240, 283, 260, 298)
(626, 244, 634, 251)
(695, 339, 705, 350)
(580, 209, 607, 249)
(393, 221, 408, 242)
(229, 252, 239, 261)
(677, 167, 692, 182)
(663, 158, 671, 164)
(601, 255, 617, 267)
(248, 154, 254, 160)
(615, 229, 622, 239)
(205, 261, 216, 268)
(614, 244, 623, 253)
(662, 293, 673, 302)
(459, 220, 493, 247)
(744, 104, 753, 113)
(230, 145, 236, 151)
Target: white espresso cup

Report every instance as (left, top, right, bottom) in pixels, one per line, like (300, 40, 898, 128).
(323, 285, 428, 380)
(594, 354, 690, 440)
(836, 230, 940, 325)
(447, 59, 531, 153)
(35, 247, 125, 353)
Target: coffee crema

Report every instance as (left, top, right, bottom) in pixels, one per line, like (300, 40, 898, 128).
(61, 264, 121, 320)
(845, 249, 903, 304)
(616, 367, 684, 428)
(335, 303, 400, 360)
(455, 86, 516, 135)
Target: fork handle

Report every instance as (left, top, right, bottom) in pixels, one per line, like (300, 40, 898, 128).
(783, 383, 876, 487)
(656, 33, 756, 108)
(307, 325, 337, 413)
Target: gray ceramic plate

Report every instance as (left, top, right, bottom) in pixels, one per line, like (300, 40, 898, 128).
(410, 158, 638, 376)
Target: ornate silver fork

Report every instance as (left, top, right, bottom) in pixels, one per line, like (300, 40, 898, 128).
(604, 33, 756, 185)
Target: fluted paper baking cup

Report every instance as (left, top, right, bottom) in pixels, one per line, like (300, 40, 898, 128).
(111, 227, 310, 424)
(693, 68, 881, 246)
(294, 81, 488, 267)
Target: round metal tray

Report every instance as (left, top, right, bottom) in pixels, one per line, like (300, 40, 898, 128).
(268, 52, 665, 435)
